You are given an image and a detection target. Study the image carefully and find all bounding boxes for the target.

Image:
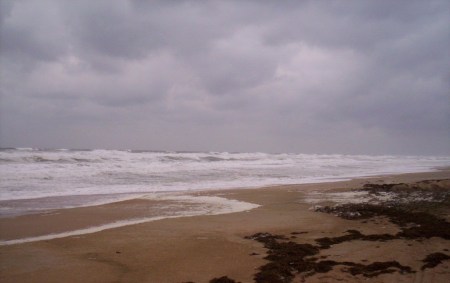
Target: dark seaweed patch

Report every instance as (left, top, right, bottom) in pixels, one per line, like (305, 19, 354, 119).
(315, 204, 450, 240)
(315, 229, 396, 249)
(345, 261, 413, 277)
(246, 233, 319, 282)
(209, 276, 240, 283)
(421, 252, 450, 270)
(244, 232, 414, 282)
(315, 180, 450, 240)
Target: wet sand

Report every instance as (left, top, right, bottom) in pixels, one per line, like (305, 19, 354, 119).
(0, 169, 449, 283)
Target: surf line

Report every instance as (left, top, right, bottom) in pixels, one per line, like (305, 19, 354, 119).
(0, 195, 260, 246)
(0, 216, 176, 246)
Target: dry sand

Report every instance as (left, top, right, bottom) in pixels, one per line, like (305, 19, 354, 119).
(0, 170, 449, 283)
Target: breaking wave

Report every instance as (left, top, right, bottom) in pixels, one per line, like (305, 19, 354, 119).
(1, 148, 449, 213)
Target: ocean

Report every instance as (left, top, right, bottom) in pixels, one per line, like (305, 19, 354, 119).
(1, 148, 450, 217)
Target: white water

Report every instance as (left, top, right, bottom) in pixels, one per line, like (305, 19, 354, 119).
(1, 148, 449, 215)
(0, 194, 259, 246)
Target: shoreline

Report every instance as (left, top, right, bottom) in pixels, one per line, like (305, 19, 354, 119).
(0, 195, 260, 245)
(1, 168, 449, 244)
(0, 169, 449, 282)
(2, 165, 449, 215)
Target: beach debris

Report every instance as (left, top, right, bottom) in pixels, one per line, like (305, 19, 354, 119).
(182, 277, 241, 283)
(421, 252, 450, 270)
(244, 231, 414, 282)
(291, 231, 308, 235)
(307, 179, 450, 207)
(314, 179, 450, 240)
(209, 276, 241, 283)
(315, 230, 396, 249)
(245, 232, 319, 282)
(315, 201, 450, 240)
(345, 261, 413, 277)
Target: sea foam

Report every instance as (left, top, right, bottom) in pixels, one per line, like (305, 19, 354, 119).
(1, 149, 449, 213)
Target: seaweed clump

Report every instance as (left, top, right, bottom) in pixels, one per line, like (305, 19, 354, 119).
(245, 233, 319, 282)
(315, 229, 396, 249)
(348, 260, 414, 277)
(244, 232, 414, 283)
(345, 261, 413, 277)
(209, 276, 240, 283)
(182, 276, 241, 283)
(421, 252, 450, 270)
(315, 180, 450, 240)
(316, 203, 450, 240)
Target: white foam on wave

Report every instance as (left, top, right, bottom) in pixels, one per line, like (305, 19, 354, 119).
(0, 194, 260, 246)
(1, 149, 449, 204)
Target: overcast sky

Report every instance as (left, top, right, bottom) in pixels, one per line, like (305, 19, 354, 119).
(0, 0, 449, 155)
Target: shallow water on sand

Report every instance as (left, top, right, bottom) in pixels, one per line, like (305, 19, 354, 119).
(0, 193, 260, 245)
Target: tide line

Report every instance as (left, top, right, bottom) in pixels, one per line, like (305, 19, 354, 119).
(0, 196, 260, 246)
(0, 216, 175, 246)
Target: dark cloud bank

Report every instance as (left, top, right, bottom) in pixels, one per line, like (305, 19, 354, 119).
(1, 0, 449, 155)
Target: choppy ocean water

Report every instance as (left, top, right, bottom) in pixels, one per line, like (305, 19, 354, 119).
(1, 148, 449, 216)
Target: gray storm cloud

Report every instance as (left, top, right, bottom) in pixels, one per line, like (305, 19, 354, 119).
(1, 0, 449, 155)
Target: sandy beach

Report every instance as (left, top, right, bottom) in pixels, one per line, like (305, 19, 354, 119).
(3, 0, 449, 282)
(1, 169, 449, 283)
